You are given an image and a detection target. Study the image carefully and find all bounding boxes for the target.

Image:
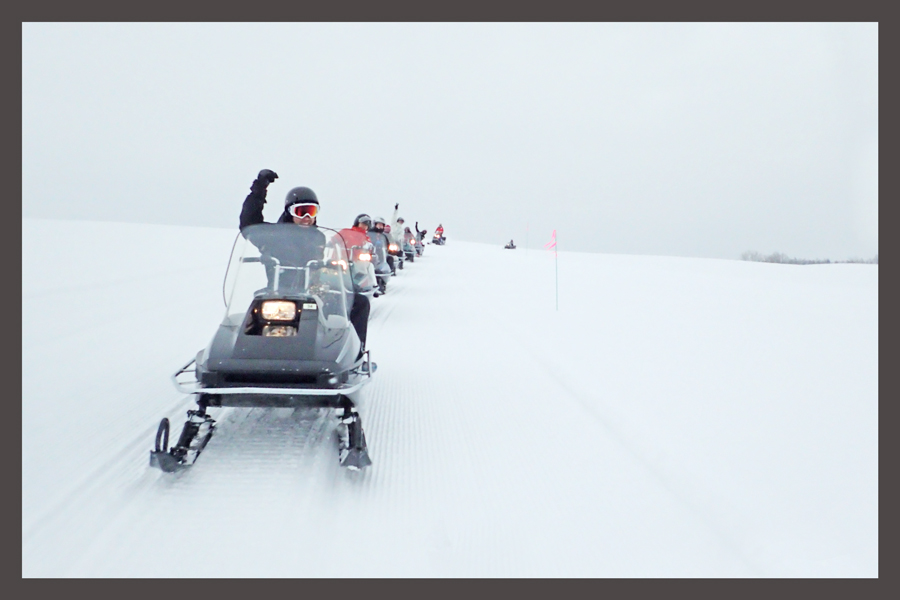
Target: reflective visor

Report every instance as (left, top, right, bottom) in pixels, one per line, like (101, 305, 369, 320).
(289, 203, 319, 218)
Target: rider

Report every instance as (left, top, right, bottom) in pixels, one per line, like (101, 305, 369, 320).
(337, 214, 374, 260)
(239, 169, 370, 357)
(382, 222, 398, 274)
(336, 214, 378, 298)
(370, 216, 394, 277)
(239, 169, 326, 266)
(402, 226, 417, 258)
(390, 203, 406, 249)
(435, 223, 445, 243)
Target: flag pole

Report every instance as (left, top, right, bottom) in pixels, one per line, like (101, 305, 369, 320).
(555, 232, 558, 311)
(544, 229, 558, 311)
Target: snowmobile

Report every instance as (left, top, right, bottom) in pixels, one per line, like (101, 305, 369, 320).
(432, 232, 445, 246)
(402, 230, 417, 262)
(387, 239, 404, 271)
(414, 232, 426, 257)
(369, 232, 392, 295)
(150, 224, 376, 473)
(504, 240, 516, 250)
(347, 242, 378, 300)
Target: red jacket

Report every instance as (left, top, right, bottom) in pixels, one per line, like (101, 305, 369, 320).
(335, 226, 372, 260)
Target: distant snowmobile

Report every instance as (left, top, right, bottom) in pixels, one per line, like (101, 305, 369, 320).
(402, 228, 417, 262)
(386, 224, 404, 271)
(414, 232, 425, 257)
(432, 224, 446, 245)
(369, 229, 392, 295)
(150, 224, 376, 473)
(414, 224, 427, 256)
(504, 240, 516, 250)
(388, 240, 404, 270)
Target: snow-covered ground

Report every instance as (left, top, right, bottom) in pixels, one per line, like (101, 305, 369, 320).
(22, 218, 878, 577)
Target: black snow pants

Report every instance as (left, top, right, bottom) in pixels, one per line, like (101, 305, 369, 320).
(349, 292, 370, 353)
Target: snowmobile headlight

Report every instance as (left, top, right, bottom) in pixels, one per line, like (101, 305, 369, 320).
(388, 243, 399, 252)
(260, 300, 297, 321)
(262, 325, 297, 337)
(358, 252, 372, 262)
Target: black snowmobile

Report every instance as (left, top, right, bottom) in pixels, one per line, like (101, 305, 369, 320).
(368, 222, 392, 295)
(150, 224, 376, 473)
(504, 240, 516, 249)
(387, 230, 404, 271)
(402, 229, 417, 262)
(414, 232, 426, 257)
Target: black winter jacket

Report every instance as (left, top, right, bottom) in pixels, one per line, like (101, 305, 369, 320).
(238, 181, 326, 269)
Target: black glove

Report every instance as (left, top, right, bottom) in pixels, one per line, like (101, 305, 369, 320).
(251, 169, 278, 193)
(394, 203, 399, 210)
(258, 169, 278, 185)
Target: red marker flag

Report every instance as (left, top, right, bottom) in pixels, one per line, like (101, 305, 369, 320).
(544, 229, 557, 251)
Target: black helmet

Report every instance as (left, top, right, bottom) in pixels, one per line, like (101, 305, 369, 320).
(284, 186, 319, 208)
(353, 213, 373, 228)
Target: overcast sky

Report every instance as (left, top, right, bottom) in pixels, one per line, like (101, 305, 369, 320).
(22, 22, 877, 259)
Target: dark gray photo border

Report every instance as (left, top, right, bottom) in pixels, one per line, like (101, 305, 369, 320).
(9, 1, 892, 597)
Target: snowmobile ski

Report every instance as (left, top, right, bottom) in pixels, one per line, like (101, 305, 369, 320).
(149, 410, 216, 473)
(336, 398, 373, 470)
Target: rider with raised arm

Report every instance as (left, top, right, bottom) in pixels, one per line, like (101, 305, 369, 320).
(238, 169, 369, 358)
(390, 202, 407, 249)
(239, 169, 326, 266)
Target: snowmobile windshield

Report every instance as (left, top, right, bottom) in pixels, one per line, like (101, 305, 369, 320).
(223, 224, 353, 323)
(369, 232, 388, 266)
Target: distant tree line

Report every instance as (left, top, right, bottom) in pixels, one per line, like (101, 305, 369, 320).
(741, 251, 878, 265)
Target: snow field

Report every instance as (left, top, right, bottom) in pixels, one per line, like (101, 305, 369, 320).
(22, 219, 877, 577)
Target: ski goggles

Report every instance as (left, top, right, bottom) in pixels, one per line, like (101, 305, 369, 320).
(288, 203, 319, 219)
